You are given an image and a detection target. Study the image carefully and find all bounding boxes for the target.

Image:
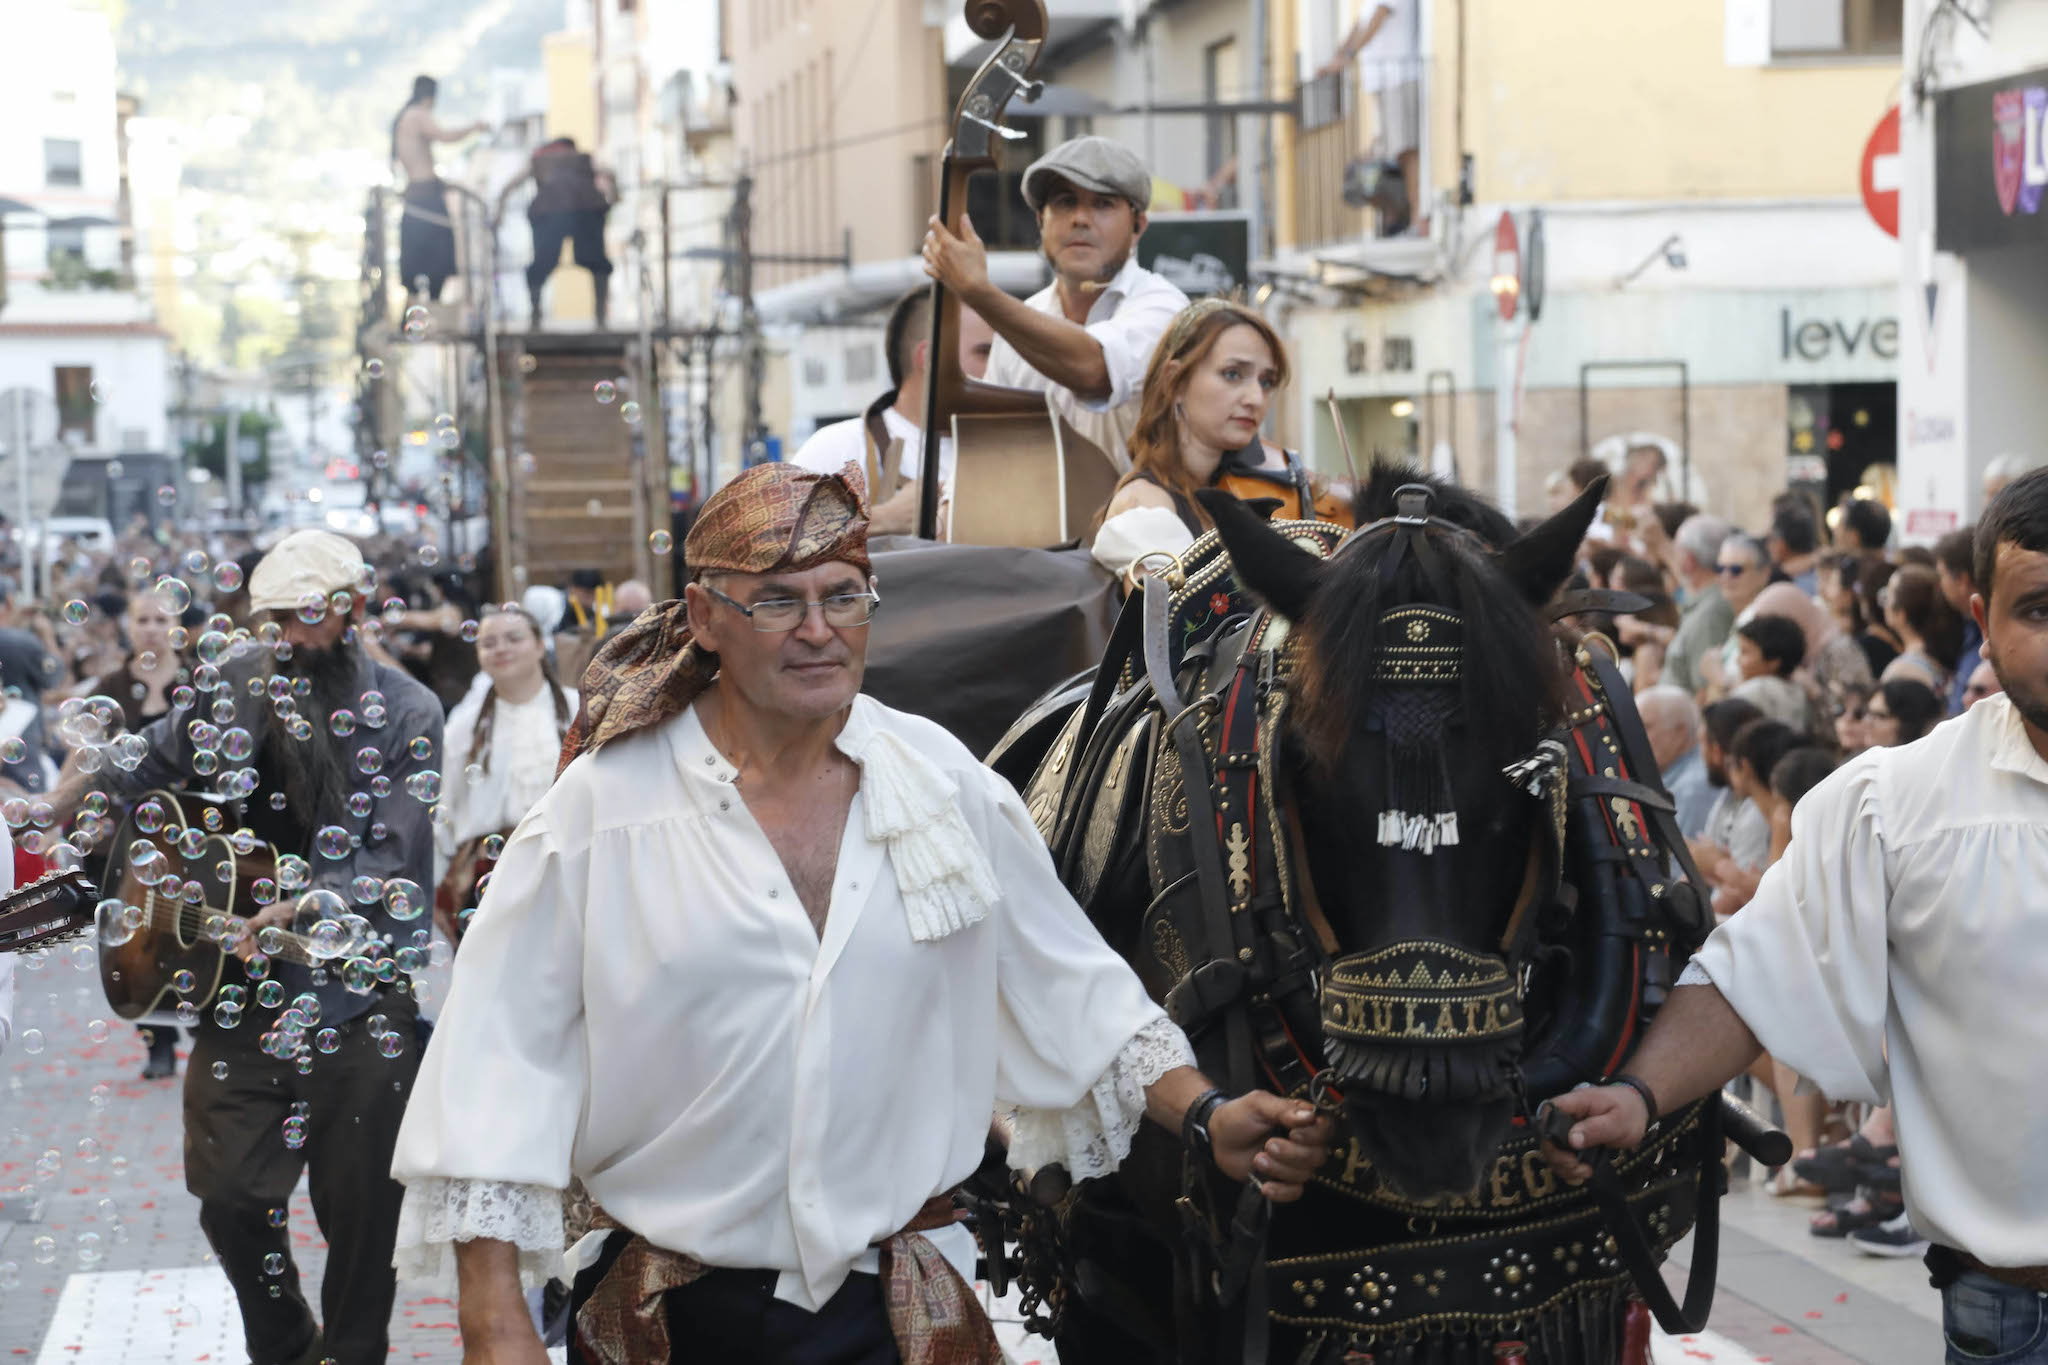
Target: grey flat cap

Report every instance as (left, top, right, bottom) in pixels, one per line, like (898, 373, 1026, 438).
(1021, 136, 1152, 212)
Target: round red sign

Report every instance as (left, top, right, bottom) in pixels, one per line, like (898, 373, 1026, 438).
(1861, 105, 1901, 239)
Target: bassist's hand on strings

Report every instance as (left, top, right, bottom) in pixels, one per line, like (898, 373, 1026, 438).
(922, 214, 992, 304)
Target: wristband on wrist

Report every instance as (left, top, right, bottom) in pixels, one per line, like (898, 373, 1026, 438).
(1609, 1072, 1659, 1126)
(1181, 1087, 1227, 1166)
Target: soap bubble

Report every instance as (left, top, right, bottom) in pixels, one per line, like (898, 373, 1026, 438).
(315, 1028, 340, 1054)
(620, 400, 642, 425)
(267, 1206, 287, 1228)
(31, 1236, 56, 1265)
(377, 1032, 405, 1059)
(593, 380, 616, 404)
(157, 484, 178, 506)
(330, 710, 356, 737)
(297, 592, 328, 626)
(153, 576, 192, 612)
(383, 878, 426, 922)
(20, 1030, 44, 1055)
(181, 549, 210, 577)
(362, 358, 385, 380)
(356, 746, 383, 775)
(171, 969, 197, 994)
(62, 599, 89, 625)
(417, 544, 441, 568)
(650, 530, 673, 554)
(346, 791, 372, 818)
(404, 770, 442, 803)
(409, 736, 433, 761)
(314, 825, 352, 860)
(0, 739, 25, 765)
(211, 1060, 229, 1080)
(293, 890, 350, 957)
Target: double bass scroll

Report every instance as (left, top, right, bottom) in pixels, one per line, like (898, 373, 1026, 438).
(918, 0, 1117, 548)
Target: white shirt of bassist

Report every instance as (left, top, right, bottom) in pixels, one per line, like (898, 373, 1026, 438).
(982, 252, 1187, 465)
(390, 694, 1196, 1308)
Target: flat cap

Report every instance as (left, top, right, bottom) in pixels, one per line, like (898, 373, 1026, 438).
(248, 529, 368, 613)
(1021, 136, 1151, 212)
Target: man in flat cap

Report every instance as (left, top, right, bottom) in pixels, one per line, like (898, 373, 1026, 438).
(392, 461, 1334, 1365)
(48, 527, 445, 1365)
(921, 135, 1188, 465)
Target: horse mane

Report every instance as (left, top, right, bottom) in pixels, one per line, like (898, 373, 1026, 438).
(1293, 461, 1568, 774)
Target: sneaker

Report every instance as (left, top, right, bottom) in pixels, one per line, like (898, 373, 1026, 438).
(1849, 1211, 1929, 1258)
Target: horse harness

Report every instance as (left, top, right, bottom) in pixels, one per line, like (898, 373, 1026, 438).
(1021, 493, 1739, 1364)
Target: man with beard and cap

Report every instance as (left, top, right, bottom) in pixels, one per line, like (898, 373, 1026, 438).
(47, 528, 444, 1365)
(390, 461, 1335, 1365)
(1545, 467, 2048, 1358)
(920, 135, 1188, 466)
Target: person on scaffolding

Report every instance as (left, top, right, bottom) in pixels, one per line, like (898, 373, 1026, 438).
(496, 137, 616, 329)
(392, 75, 488, 303)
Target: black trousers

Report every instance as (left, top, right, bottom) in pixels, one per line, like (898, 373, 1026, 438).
(527, 210, 612, 298)
(183, 993, 421, 1365)
(568, 1234, 900, 1365)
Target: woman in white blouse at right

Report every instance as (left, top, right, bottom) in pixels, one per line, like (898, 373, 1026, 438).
(435, 606, 576, 944)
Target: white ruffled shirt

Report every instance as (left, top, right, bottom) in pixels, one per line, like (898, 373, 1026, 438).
(390, 693, 1191, 1309)
(435, 682, 576, 880)
(1686, 694, 2048, 1266)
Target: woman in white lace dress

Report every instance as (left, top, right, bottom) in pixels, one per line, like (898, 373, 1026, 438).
(434, 606, 575, 942)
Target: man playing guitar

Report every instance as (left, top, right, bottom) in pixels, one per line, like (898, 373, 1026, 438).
(47, 529, 445, 1365)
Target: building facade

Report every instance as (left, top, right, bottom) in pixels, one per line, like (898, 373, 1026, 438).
(0, 0, 170, 504)
(1272, 0, 1903, 531)
(1895, 0, 2048, 539)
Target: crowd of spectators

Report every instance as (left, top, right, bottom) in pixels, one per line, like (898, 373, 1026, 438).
(0, 515, 660, 1081)
(1575, 475, 2007, 1263)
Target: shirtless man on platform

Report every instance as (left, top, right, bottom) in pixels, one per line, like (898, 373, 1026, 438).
(391, 76, 487, 303)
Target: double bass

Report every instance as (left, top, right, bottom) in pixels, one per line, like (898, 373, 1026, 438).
(916, 0, 1121, 548)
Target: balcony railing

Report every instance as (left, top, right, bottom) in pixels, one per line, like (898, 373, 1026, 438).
(1292, 56, 1426, 249)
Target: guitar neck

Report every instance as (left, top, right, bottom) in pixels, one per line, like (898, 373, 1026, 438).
(141, 893, 321, 968)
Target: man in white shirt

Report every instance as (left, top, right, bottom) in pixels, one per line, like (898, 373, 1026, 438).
(790, 288, 993, 537)
(921, 136, 1189, 466)
(1546, 469, 2048, 1358)
(392, 461, 1335, 1364)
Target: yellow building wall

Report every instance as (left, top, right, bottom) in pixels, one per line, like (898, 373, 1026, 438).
(1461, 1, 1899, 202)
(1275, 0, 1899, 234)
(543, 30, 599, 323)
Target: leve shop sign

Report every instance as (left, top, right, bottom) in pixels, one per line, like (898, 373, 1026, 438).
(1937, 65, 2048, 252)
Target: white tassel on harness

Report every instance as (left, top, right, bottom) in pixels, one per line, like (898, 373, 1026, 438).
(1502, 738, 1568, 800)
(855, 728, 1002, 942)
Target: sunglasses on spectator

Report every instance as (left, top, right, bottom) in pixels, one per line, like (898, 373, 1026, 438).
(1715, 562, 1756, 576)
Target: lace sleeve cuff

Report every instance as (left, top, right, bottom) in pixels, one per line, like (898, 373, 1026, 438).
(1007, 1013, 1195, 1182)
(1676, 958, 1715, 988)
(392, 1176, 564, 1291)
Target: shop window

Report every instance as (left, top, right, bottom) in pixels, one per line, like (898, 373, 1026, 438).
(1771, 0, 1902, 57)
(44, 138, 82, 188)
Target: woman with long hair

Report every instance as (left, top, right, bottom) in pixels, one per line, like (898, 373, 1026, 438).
(82, 591, 187, 1079)
(435, 607, 575, 942)
(1091, 298, 1350, 579)
(1878, 564, 1963, 696)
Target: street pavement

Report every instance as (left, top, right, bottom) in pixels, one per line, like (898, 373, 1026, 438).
(1, 957, 1943, 1364)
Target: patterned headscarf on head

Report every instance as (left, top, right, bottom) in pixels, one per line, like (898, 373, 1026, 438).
(557, 462, 871, 771)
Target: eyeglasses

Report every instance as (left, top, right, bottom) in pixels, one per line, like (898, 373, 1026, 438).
(1715, 563, 1754, 577)
(702, 583, 879, 633)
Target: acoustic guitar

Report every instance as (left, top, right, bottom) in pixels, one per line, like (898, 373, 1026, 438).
(917, 0, 1122, 549)
(0, 866, 99, 954)
(96, 788, 326, 1026)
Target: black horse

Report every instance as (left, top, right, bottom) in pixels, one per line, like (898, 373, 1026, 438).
(995, 465, 1728, 1365)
